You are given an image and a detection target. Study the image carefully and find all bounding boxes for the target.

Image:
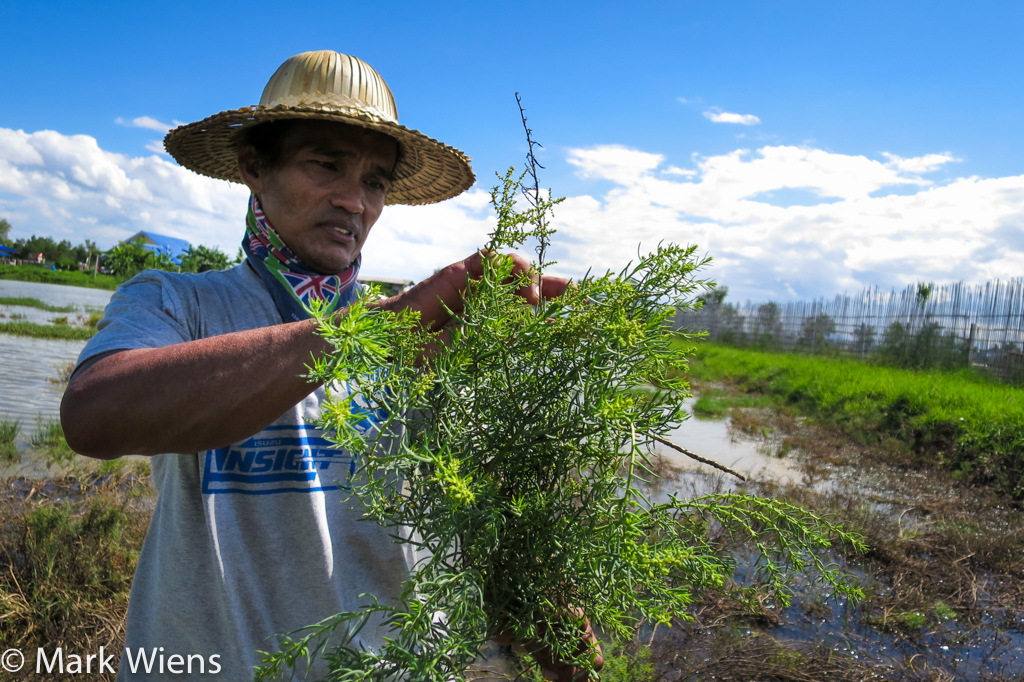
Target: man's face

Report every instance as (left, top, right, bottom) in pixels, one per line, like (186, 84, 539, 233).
(238, 120, 398, 274)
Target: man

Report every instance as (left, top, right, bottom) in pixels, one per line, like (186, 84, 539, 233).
(61, 51, 597, 680)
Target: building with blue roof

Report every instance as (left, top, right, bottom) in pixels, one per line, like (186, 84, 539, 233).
(124, 231, 192, 265)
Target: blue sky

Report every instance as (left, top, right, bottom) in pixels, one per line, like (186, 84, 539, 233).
(2, 1, 1023, 302)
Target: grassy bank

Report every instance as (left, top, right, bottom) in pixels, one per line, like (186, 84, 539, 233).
(0, 296, 77, 312)
(686, 342, 1024, 497)
(0, 320, 97, 340)
(0, 264, 122, 290)
(0, 469, 152, 682)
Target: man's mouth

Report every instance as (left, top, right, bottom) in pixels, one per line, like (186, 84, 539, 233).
(330, 226, 356, 240)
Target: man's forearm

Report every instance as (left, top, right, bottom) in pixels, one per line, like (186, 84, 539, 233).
(60, 252, 563, 460)
(61, 319, 330, 459)
(58, 258, 477, 460)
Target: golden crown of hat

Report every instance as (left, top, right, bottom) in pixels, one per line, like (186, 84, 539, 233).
(164, 50, 474, 206)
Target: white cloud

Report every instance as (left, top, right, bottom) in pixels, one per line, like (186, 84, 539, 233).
(663, 166, 697, 177)
(703, 110, 761, 125)
(0, 127, 490, 282)
(552, 144, 1024, 301)
(567, 145, 664, 185)
(3, 126, 1024, 303)
(145, 140, 168, 155)
(882, 151, 959, 174)
(115, 116, 176, 132)
(0, 128, 249, 253)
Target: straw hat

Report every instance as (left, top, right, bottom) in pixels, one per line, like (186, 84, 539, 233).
(164, 50, 474, 205)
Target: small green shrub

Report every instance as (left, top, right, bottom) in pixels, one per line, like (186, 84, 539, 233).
(30, 418, 77, 468)
(0, 418, 20, 463)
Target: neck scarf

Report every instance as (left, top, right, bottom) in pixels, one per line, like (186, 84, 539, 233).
(242, 194, 362, 323)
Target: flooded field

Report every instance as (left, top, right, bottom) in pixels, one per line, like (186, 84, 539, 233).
(642, 384, 1024, 682)
(658, 399, 803, 485)
(3, 285, 1024, 681)
(0, 279, 112, 476)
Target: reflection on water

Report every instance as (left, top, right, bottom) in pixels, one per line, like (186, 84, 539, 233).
(0, 335, 86, 424)
(656, 398, 802, 486)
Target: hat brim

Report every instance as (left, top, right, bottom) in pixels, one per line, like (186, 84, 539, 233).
(164, 105, 475, 206)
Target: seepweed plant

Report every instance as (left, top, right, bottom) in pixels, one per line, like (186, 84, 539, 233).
(257, 157, 865, 682)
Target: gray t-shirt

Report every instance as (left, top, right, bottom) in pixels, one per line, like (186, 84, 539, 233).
(78, 264, 413, 681)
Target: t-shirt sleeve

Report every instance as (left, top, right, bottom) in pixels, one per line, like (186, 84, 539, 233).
(76, 270, 194, 368)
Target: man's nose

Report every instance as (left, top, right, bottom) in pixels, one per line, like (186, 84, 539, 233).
(330, 176, 365, 214)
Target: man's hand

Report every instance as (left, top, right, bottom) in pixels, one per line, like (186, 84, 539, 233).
(375, 250, 569, 332)
(492, 614, 604, 682)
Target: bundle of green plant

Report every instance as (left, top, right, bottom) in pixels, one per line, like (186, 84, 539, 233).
(0, 418, 20, 463)
(0, 296, 76, 312)
(0, 320, 97, 340)
(258, 134, 864, 682)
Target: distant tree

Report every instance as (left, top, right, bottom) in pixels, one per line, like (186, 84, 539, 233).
(753, 301, 782, 348)
(877, 318, 966, 371)
(104, 240, 176, 278)
(852, 323, 875, 356)
(180, 244, 231, 273)
(0, 218, 11, 244)
(717, 305, 746, 346)
(104, 241, 150, 278)
(695, 285, 729, 340)
(697, 285, 729, 308)
(12, 235, 79, 266)
(799, 313, 836, 352)
(878, 321, 909, 366)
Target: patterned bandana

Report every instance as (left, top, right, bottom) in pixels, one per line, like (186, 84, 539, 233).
(242, 194, 362, 323)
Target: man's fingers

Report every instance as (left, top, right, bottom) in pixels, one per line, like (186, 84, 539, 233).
(541, 275, 570, 300)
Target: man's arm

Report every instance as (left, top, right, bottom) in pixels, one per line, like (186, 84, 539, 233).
(61, 252, 566, 459)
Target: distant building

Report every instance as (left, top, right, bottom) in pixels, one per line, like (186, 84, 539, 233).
(124, 231, 192, 265)
(357, 275, 415, 298)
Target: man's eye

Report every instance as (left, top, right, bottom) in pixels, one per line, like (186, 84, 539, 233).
(315, 160, 337, 171)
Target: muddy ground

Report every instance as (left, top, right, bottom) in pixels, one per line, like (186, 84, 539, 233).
(633, 379, 1024, 682)
(5, 380, 1024, 682)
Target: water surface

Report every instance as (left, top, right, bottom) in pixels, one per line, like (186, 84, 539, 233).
(656, 398, 802, 487)
(0, 280, 113, 470)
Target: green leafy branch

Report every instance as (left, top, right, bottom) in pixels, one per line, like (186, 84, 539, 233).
(257, 119, 865, 682)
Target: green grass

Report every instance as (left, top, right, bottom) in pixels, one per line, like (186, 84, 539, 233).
(686, 342, 1024, 497)
(0, 419, 20, 463)
(0, 263, 122, 290)
(0, 296, 77, 312)
(30, 418, 77, 468)
(0, 473, 151, 677)
(692, 394, 773, 418)
(0, 320, 97, 340)
(692, 395, 730, 418)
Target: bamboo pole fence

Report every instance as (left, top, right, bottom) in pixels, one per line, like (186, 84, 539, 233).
(677, 279, 1024, 383)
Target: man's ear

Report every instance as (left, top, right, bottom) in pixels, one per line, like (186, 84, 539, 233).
(237, 146, 264, 194)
